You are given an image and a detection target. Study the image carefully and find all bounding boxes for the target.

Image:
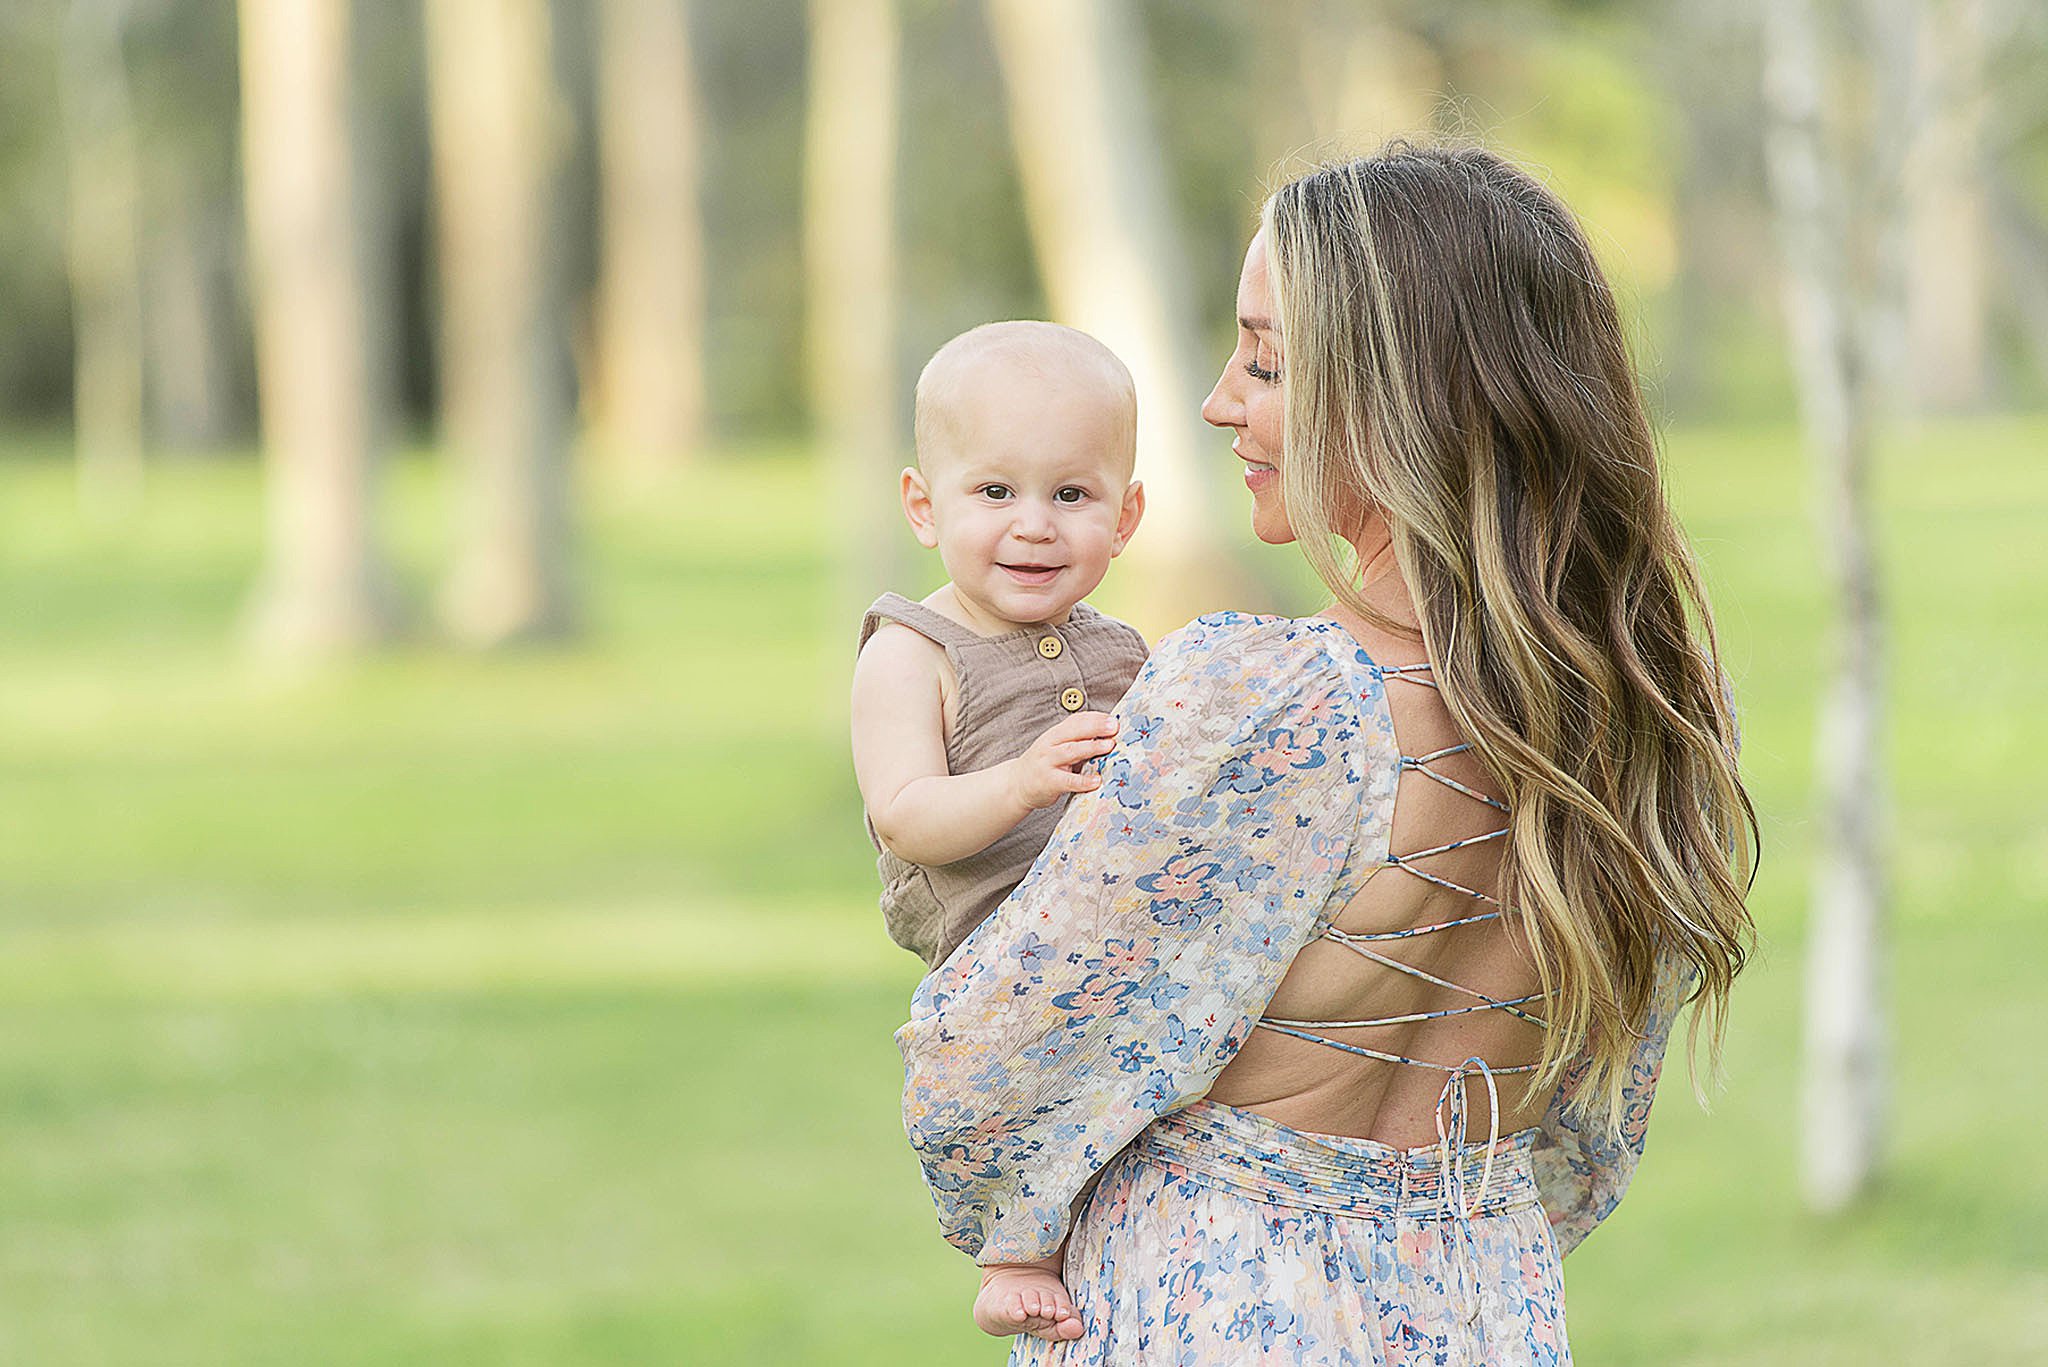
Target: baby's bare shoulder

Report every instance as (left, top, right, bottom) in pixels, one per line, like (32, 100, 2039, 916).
(856, 619, 947, 679)
(853, 620, 959, 736)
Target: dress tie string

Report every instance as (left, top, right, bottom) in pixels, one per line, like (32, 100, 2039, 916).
(1434, 1055, 1502, 1328)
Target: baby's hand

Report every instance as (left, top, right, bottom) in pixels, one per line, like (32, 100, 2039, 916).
(1006, 712, 1120, 811)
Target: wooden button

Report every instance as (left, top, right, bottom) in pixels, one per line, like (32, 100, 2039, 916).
(1037, 634, 1064, 660)
(1059, 687, 1086, 712)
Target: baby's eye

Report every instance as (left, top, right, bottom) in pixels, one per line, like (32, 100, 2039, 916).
(1054, 487, 1089, 505)
(979, 484, 1012, 501)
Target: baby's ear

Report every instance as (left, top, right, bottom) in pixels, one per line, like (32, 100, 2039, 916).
(900, 467, 940, 549)
(1111, 480, 1146, 555)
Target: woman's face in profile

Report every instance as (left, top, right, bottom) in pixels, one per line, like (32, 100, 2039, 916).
(1202, 231, 1293, 545)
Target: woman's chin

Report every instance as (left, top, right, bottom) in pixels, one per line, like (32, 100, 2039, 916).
(1252, 515, 1297, 546)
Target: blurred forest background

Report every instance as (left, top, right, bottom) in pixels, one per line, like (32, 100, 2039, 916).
(2, 0, 2046, 1363)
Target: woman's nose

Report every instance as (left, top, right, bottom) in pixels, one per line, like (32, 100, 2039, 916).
(1201, 367, 1241, 429)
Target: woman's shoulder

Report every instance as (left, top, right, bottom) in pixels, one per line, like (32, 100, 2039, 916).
(1149, 610, 1381, 684)
(1127, 611, 1393, 770)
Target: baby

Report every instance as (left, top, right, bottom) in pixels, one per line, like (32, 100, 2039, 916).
(850, 321, 1150, 1344)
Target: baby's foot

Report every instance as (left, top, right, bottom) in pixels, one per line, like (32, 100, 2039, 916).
(974, 1265, 1085, 1343)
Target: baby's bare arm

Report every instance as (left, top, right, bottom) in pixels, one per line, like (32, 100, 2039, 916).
(851, 624, 1118, 867)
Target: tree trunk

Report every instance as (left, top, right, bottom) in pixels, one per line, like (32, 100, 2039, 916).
(592, 0, 706, 480)
(1903, 0, 1991, 411)
(1989, 172, 2048, 391)
(145, 185, 237, 452)
(424, 0, 576, 645)
(983, 0, 1226, 633)
(1659, 0, 1761, 416)
(1762, 0, 1904, 1214)
(238, 0, 396, 656)
(804, 0, 905, 628)
(61, 0, 146, 518)
(1285, 0, 1443, 152)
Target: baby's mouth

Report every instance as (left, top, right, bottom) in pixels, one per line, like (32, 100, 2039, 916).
(998, 563, 1064, 585)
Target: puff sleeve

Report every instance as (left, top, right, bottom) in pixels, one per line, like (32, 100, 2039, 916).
(896, 614, 1397, 1265)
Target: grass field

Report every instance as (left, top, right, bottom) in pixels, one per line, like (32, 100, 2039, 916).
(2, 419, 2044, 1364)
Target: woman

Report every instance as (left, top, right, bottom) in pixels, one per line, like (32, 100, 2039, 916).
(899, 144, 1756, 1364)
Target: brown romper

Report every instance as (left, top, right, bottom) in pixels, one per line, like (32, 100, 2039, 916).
(857, 592, 1150, 969)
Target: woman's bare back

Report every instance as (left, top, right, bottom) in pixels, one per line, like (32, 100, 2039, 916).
(1206, 608, 1550, 1149)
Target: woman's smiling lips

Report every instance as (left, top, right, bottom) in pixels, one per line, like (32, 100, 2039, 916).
(998, 563, 1063, 586)
(1235, 442, 1277, 490)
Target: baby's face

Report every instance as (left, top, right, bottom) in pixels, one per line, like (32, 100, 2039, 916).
(909, 371, 1140, 628)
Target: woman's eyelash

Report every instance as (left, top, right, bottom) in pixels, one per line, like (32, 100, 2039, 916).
(1244, 358, 1281, 383)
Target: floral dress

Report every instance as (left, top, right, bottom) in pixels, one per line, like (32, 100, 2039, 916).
(897, 613, 1691, 1364)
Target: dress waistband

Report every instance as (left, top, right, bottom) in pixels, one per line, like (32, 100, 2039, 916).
(1130, 1099, 1540, 1223)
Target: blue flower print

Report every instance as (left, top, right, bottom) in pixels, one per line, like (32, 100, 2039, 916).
(1243, 918, 1293, 962)
(1172, 789, 1223, 828)
(1245, 717, 1330, 776)
(1011, 932, 1055, 976)
(1109, 1039, 1155, 1074)
(1105, 808, 1173, 850)
(1145, 891, 1222, 931)
(1222, 794, 1264, 829)
(1137, 976, 1192, 1011)
(1084, 938, 1158, 978)
(1100, 756, 1148, 809)
(1049, 971, 1140, 1018)
(1020, 1027, 1088, 1069)
(1135, 852, 1225, 929)
(1216, 851, 1277, 893)
(1120, 711, 1162, 749)
(1136, 1068, 1177, 1110)
(1212, 753, 1271, 795)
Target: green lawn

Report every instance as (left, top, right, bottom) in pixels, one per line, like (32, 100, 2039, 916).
(2, 420, 2043, 1364)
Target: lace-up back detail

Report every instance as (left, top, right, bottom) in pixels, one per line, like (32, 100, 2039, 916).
(1255, 656, 1548, 1221)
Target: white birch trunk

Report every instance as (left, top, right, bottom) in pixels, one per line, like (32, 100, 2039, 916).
(61, 0, 146, 518)
(238, 0, 396, 655)
(983, 0, 1221, 631)
(424, 0, 576, 645)
(804, 0, 904, 625)
(593, 0, 706, 479)
(1763, 0, 1904, 1214)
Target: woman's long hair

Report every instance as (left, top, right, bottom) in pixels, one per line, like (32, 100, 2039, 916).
(1264, 144, 1757, 1128)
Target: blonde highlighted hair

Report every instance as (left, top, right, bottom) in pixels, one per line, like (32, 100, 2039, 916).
(1263, 144, 1756, 1127)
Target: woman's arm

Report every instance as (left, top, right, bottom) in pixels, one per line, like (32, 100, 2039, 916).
(897, 614, 1397, 1265)
(1530, 948, 1694, 1257)
(1535, 676, 1742, 1256)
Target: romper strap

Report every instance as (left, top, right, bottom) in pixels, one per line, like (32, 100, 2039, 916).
(858, 592, 985, 654)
